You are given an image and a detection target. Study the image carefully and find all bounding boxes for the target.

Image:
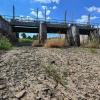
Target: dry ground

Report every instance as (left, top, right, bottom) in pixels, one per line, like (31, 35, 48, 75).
(0, 47, 100, 100)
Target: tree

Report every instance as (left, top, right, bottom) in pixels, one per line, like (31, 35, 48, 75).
(33, 35, 38, 40)
(21, 33, 26, 38)
(27, 36, 32, 39)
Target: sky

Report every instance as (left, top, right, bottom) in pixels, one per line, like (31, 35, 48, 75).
(0, 0, 100, 37)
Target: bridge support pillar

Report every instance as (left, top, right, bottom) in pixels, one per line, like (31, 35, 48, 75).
(65, 29, 74, 46)
(66, 25, 80, 46)
(71, 25, 80, 46)
(39, 22, 47, 44)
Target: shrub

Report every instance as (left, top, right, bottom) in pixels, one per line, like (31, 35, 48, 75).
(0, 36, 12, 50)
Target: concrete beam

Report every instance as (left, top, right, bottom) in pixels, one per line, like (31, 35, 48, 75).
(39, 22, 47, 44)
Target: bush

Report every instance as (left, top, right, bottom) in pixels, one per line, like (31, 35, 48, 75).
(0, 36, 12, 50)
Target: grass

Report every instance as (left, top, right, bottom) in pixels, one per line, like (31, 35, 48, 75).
(32, 40, 43, 47)
(44, 65, 68, 89)
(83, 33, 100, 48)
(0, 36, 12, 50)
(44, 38, 66, 48)
(19, 38, 33, 43)
(89, 48, 97, 54)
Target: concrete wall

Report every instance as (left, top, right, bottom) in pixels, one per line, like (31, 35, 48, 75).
(0, 16, 12, 39)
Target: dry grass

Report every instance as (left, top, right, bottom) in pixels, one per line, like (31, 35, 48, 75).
(84, 38, 100, 48)
(44, 38, 66, 48)
(32, 40, 43, 47)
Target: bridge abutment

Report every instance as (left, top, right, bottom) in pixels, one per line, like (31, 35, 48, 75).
(39, 22, 47, 44)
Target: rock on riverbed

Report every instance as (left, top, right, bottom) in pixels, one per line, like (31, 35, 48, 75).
(0, 47, 100, 100)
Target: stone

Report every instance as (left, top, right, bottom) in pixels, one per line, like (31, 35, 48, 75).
(15, 90, 26, 99)
(35, 97, 43, 100)
(0, 84, 6, 90)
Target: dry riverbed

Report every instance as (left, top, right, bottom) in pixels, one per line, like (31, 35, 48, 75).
(0, 47, 100, 100)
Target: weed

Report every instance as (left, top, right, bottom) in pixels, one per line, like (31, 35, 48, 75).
(0, 36, 12, 50)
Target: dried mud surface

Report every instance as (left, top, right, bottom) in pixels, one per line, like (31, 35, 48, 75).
(0, 47, 100, 100)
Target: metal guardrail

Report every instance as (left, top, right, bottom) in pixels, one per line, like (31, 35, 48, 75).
(1, 15, 100, 28)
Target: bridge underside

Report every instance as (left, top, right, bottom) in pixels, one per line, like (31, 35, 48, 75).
(79, 29, 96, 35)
(12, 26, 68, 33)
(11, 24, 99, 47)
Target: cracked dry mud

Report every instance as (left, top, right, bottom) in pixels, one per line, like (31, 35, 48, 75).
(0, 47, 100, 100)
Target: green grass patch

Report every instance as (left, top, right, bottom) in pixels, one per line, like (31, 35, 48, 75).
(19, 38, 33, 43)
(0, 36, 12, 50)
(89, 48, 97, 54)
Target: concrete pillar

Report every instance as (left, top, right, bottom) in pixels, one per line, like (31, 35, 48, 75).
(66, 25, 80, 46)
(71, 25, 80, 46)
(65, 29, 74, 46)
(39, 22, 47, 44)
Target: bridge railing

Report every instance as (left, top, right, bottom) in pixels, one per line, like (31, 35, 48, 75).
(1, 15, 100, 28)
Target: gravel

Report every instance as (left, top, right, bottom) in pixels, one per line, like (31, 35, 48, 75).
(0, 47, 100, 100)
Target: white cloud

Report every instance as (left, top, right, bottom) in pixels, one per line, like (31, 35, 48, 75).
(34, 0, 60, 4)
(31, 10, 44, 18)
(47, 16, 51, 20)
(41, 6, 51, 15)
(30, 9, 51, 19)
(86, 6, 100, 13)
(76, 15, 98, 23)
(42, 6, 47, 10)
(46, 10, 51, 15)
(53, 6, 57, 9)
(38, 11, 44, 18)
(31, 10, 37, 17)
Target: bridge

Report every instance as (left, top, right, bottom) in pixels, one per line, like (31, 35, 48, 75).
(0, 15, 100, 46)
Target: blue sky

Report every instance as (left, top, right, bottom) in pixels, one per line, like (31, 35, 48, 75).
(0, 0, 100, 37)
(0, 0, 100, 23)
